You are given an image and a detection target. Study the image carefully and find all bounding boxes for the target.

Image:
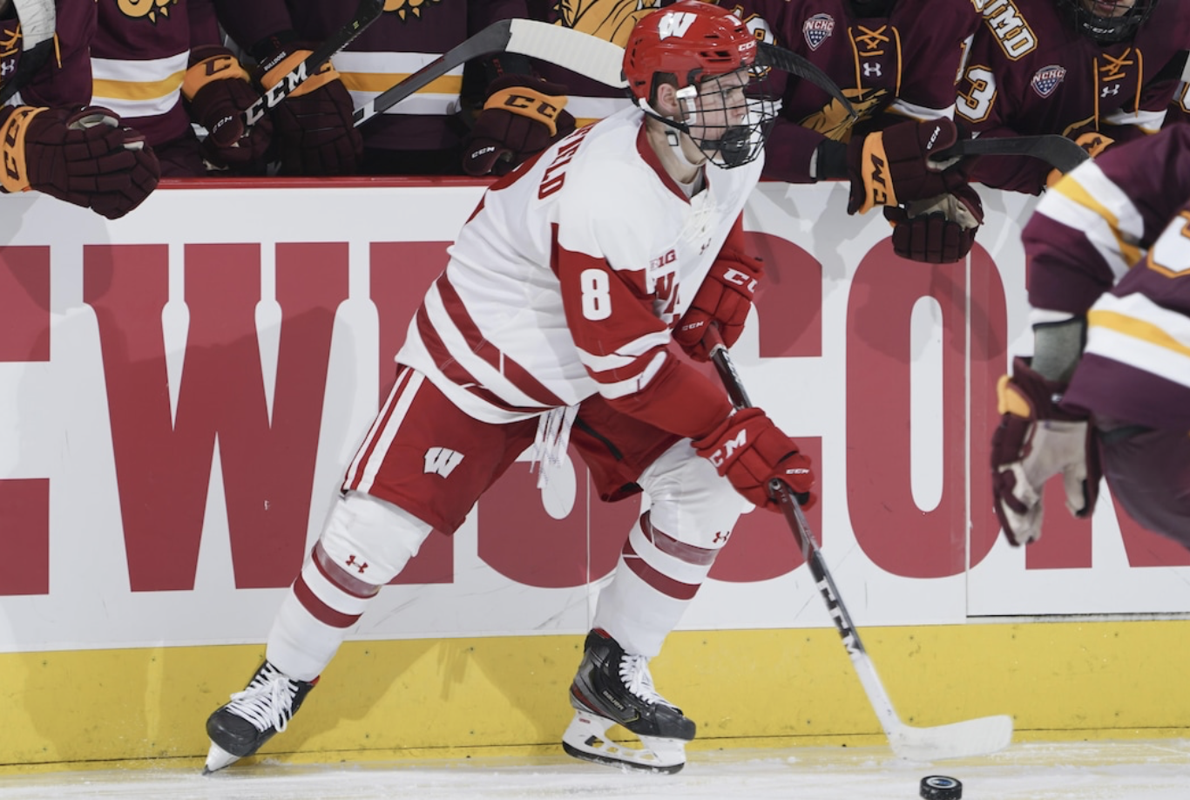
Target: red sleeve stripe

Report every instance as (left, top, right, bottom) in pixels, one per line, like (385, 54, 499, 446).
(414, 305, 552, 415)
(594, 350, 670, 399)
(434, 275, 568, 408)
(294, 574, 362, 629)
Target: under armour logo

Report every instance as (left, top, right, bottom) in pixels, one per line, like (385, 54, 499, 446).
(1101, 84, 1121, 98)
(713, 531, 731, 545)
(424, 447, 465, 478)
(862, 62, 882, 78)
(1, 61, 14, 77)
(345, 555, 368, 574)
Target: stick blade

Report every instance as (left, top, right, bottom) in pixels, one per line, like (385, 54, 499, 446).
(889, 714, 1013, 761)
(507, 19, 627, 88)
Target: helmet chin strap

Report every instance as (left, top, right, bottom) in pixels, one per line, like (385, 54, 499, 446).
(664, 128, 706, 170)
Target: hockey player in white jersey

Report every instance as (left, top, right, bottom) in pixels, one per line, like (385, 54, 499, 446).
(203, 1, 816, 775)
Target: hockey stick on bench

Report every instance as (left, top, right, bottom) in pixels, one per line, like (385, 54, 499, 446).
(705, 327, 1014, 761)
(241, 0, 385, 128)
(940, 135, 1092, 175)
(353, 19, 854, 127)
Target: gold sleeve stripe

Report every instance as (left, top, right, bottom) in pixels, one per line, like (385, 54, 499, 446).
(339, 72, 462, 95)
(1087, 310, 1190, 359)
(1054, 173, 1143, 267)
(93, 72, 186, 102)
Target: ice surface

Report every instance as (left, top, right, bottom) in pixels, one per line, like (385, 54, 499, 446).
(0, 740, 1187, 799)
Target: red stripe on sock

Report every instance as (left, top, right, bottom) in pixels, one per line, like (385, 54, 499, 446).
(294, 575, 362, 629)
(622, 540, 699, 600)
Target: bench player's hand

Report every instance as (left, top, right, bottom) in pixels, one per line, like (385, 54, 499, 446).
(258, 42, 362, 176)
(847, 117, 966, 214)
(883, 183, 984, 263)
(463, 75, 575, 176)
(0, 105, 161, 219)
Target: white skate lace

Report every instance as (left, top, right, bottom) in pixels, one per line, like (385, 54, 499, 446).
(619, 653, 668, 707)
(226, 665, 297, 734)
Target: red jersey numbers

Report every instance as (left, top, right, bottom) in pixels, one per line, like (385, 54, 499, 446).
(538, 124, 594, 199)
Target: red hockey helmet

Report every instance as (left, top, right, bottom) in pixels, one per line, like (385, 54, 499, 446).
(623, 1, 758, 105)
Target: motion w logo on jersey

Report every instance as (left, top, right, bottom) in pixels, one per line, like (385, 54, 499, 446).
(424, 447, 464, 478)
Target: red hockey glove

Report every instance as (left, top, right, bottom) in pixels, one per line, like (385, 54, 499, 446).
(258, 44, 362, 177)
(694, 407, 816, 512)
(990, 357, 1101, 546)
(673, 245, 764, 361)
(847, 118, 965, 214)
(0, 105, 161, 220)
(183, 46, 273, 169)
(883, 183, 984, 264)
(462, 75, 576, 177)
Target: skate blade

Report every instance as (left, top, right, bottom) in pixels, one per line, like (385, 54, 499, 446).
(561, 712, 686, 774)
(203, 741, 241, 774)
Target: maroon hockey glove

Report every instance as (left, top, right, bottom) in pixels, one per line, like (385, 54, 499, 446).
(184, 46, 273, 169)
(846, 117, 966, 214)
(0, 105, 161, 220)
(462, 75, 576, 177)
(258, 44, 362, 177)
(673, 245, 764, 361)
(883, 183, 984, 264)
(991, 357, 1101, 546)
(694, 407, 817, 512)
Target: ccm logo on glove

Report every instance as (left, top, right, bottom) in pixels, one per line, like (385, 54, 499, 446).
(706, 430, 748, 468)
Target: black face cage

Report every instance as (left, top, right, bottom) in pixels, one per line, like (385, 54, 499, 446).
(674, 64, 778, 169)
(1059, 0, 1157, 45)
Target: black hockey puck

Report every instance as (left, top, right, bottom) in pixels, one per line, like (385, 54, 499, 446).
(920, 775, 962, 800)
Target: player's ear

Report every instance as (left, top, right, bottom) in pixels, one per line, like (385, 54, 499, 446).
(653, 82, 681, 119)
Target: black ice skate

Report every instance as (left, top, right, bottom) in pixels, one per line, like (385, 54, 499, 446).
(203, 660, 317, 774)
(563, 628, 695, 773)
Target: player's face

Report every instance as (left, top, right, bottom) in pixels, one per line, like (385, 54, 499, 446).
(1080, 0, 1136, 17)
(689, 70, 750, 133)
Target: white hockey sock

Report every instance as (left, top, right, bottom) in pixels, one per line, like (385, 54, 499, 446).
(266, 492, 432, 681)
(592, 513, 718, 658)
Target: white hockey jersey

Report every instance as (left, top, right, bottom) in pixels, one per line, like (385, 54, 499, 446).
(395, 106, 764, 425)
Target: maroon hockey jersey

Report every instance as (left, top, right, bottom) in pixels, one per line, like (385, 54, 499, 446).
(958, 0, 1190, 195)
(720, 0, 980, 183)
(1023, 125, 1190, 431)
(91, 0, 225, 148)
(217, 0, 530, 153)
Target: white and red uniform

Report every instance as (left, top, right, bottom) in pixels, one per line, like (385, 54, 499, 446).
(263, 106, 762, 685)
(393, 106, 760, 425)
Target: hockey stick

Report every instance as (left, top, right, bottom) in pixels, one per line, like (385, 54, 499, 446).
(0, 0, 56, 106)
(353, 19, 854, 126)
(939, 135, 1091, 175)
(353, 19, 623, 127)
(705, 328, 1014, 761)
(241, 0, 385, 128)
